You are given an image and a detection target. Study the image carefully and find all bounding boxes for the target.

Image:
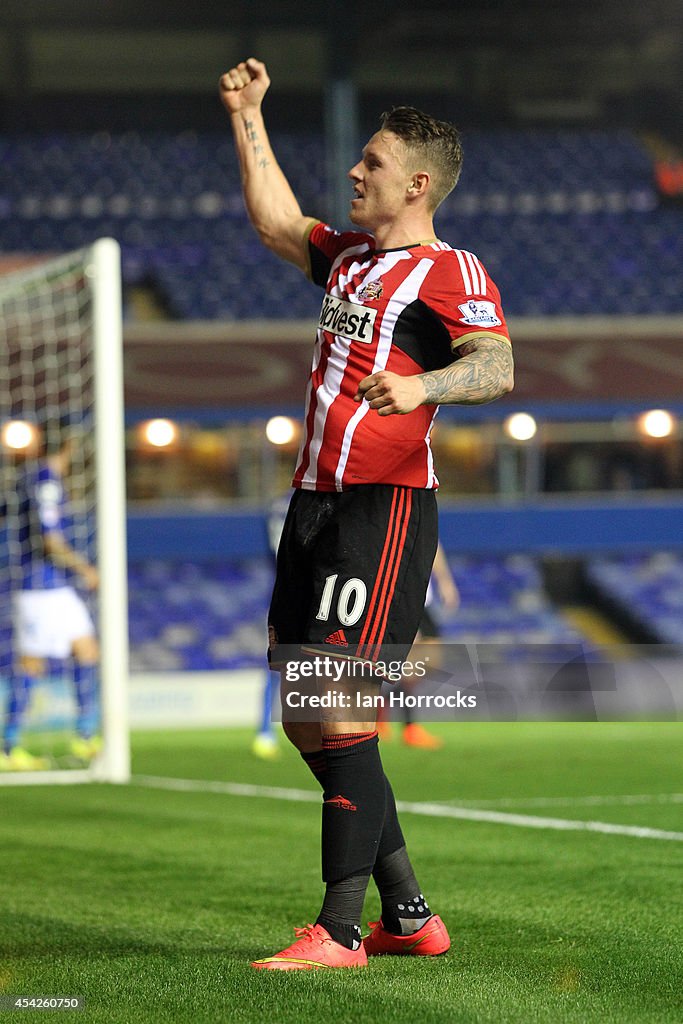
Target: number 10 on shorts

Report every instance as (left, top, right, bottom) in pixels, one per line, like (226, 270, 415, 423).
(315, 574, 367, 627)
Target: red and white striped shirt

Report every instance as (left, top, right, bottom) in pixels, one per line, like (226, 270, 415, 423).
(293, 221, 510, 492)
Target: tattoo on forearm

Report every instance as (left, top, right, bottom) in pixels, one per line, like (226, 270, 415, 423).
(419, 337, 514, 405)
(244, 119, 270, 169)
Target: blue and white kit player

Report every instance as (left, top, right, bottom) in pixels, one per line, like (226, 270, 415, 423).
(252, 493, 291, 760)
(2, 430, 101, 771)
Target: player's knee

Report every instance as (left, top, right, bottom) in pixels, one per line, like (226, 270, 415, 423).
(72, 636, 99, 665)
(282, 719, 321, 752)
(19, 656, 44, 678)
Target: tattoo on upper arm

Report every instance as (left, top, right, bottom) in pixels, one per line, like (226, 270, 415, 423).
(419, 336, 514, 405)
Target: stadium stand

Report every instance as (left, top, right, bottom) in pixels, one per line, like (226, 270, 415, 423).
(126, 554, 584, 672)
(586, 552, 683, 645)
(440, 555, 583, 648)
(126, 557, 273, 671)
(1, 129, 682, 318)
(2, 128, 681, 673)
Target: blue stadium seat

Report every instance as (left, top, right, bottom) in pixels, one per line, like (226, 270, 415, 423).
(1, 129, 681, 318)
(586, 552, 683, 644)
(125, 554, 584, 671)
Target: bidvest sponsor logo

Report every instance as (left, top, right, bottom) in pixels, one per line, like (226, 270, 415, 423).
(318, 294, 377, 343)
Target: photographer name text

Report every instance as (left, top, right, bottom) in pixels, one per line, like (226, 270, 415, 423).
(284, 690, 477, 710)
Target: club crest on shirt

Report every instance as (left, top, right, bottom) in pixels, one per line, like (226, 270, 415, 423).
(356, 280, 384, 303)
(457, 299, 502, 327)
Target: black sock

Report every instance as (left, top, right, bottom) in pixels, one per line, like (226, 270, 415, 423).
(372, 775, 431, 935)
(301, 748, 328, 789)
(316, 731, 385, 943)
(316, 873, 369, 950)
(373, 846, 432, 935)
(376, 773, 406, 861)
(321, 731, 386, 881)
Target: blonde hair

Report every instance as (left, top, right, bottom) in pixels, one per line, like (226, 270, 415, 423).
(380, 106, 463, 211)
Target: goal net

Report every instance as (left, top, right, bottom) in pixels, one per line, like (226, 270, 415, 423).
(0, 239, 129, 784)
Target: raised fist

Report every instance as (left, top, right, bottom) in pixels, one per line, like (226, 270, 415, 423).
(219, 58, 270, 114)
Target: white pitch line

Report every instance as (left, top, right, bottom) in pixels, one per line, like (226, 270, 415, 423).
(132, 775, 683, 842)
(134, 775, 322, 804)
(442, 793, 683, 810)
(395, 800, 683, 841)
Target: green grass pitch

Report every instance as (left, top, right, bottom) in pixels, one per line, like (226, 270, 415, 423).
(1, 722, 682, 1023)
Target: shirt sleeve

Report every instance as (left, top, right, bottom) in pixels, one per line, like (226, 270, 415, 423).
(306, 221, 374, 288)
(420, 250, 511, 351)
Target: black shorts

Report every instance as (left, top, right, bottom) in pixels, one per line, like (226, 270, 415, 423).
(268, 484, 438, 665)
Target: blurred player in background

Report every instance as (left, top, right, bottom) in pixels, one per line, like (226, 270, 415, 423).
(220, 57, 513, 970)
(376, 542, 459, 749)
(1, 427, 101, 771)
(251, 493, 291, 759)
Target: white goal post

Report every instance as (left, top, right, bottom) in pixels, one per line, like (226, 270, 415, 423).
(0, 239, 130, 785)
